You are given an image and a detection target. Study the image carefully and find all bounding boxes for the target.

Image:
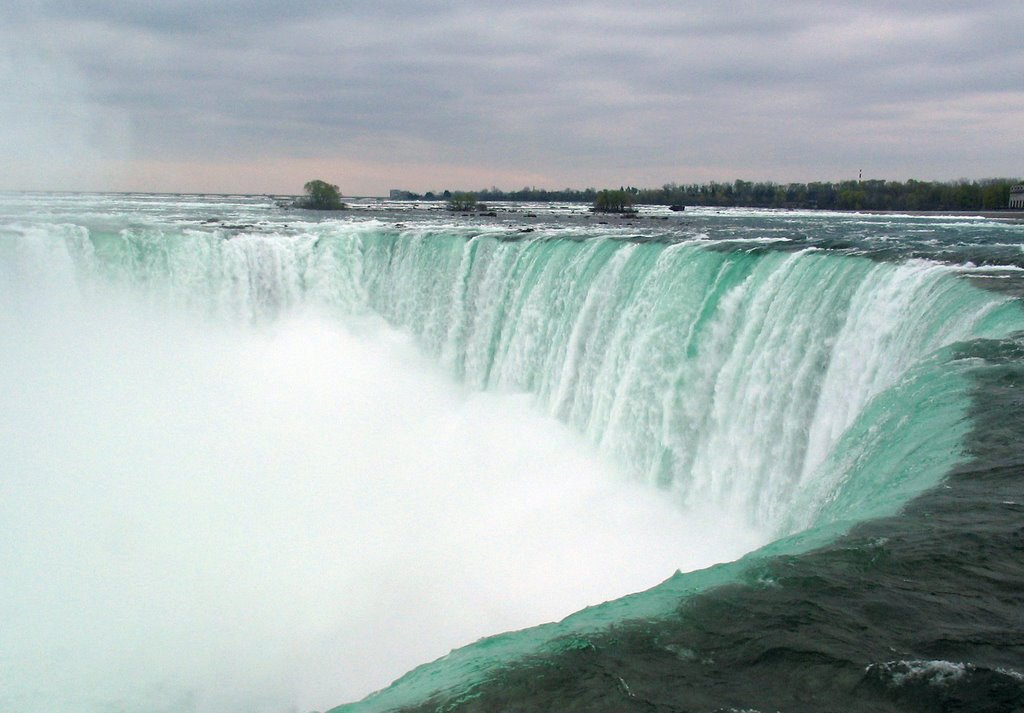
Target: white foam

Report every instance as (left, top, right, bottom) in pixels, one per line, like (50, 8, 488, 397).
(872, 660, 970, 687)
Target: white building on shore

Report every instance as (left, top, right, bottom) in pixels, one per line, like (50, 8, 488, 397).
(1011, 184, 1024, 209)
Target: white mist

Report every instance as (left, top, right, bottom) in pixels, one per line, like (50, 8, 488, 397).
(0, 281, 763, 712)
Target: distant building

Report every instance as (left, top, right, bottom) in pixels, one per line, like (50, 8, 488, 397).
(1011, 184, 1024, 209)
(389, 189, 419, 200)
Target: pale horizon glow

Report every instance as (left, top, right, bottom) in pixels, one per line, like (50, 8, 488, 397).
(1, 2, 1022, 193)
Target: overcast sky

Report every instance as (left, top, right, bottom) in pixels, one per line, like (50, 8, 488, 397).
(2, 1, 1022, 195)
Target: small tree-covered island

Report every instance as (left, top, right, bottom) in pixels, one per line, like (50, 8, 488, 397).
(446, 191, 485, 212)
(592, 189, 637, 214)
(295, 179, 347, 210)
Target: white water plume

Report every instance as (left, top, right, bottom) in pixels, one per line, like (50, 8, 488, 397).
(0, 274, 762, 713)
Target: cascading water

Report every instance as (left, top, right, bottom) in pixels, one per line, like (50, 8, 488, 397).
(356, 228, 1017, 538)
(2, 194, 1023, 713)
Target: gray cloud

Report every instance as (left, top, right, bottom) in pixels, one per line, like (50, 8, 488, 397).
(3, 0, 1022, 192)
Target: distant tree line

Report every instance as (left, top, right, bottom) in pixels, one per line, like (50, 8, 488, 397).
(633, 178, 1018, 211)
(404, 178, 1019, 211)
(401, 187, 602, 203)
